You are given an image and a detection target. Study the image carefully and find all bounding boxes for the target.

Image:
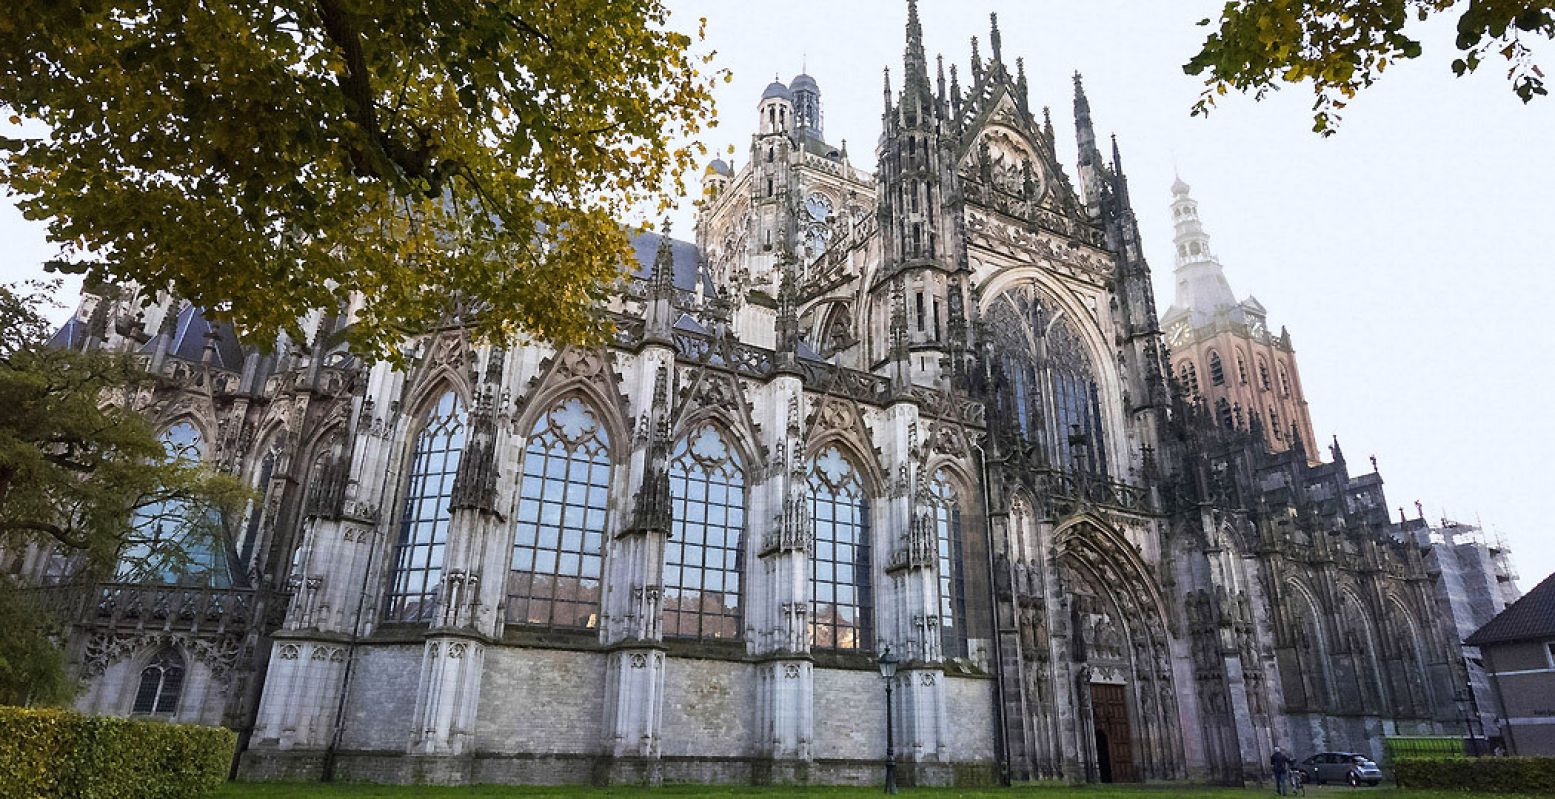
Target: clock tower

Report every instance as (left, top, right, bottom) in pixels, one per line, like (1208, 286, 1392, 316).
(1160, 176, 1318, 461)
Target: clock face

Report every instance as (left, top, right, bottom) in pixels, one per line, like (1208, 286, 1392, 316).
(1166, 322, 1190, 347)
(1249, 317, 1267, 337)
(804, 192, 832, 222)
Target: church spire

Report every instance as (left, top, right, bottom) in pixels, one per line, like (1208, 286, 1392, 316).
(1168, 175, 1240, 323)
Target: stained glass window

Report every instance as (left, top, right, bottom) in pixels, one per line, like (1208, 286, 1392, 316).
(117, 421, 231, 587)
(132, 649, 185, 715)
(985, 284, 1108, 476)
(809, 447, 872, 651)
(664, 425, 745, 640)
(930, 471, 968, 658)
(384, 391, 465, 622)
(508, 398, 610, 630)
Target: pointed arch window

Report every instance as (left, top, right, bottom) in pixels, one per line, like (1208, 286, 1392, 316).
(1208, 351, 1225, 386)
(1236, 352, 1249, 385)
(985, 284, 1109, 476)
(132, 649, 185, 715)
(1278, 362, 1292, 396)
(509, 398, 610, 629)
(1258, 356, 1272, 391)
(1216, 398, 1234, 429)
(664, 425, 745, 640)
(384, 390, 465, 622)
(929, 471, 968, 658)
(1178, 361, 1200, 398)
(118, 421, 230, 587)
(809, 447, 873, 651)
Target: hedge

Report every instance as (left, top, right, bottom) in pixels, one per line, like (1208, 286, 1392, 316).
(0, 706, 235, 799)
(1394, 755, 1555, 794)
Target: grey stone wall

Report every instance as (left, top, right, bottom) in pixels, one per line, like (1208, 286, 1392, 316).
(660, 656, 756, 758)
(812, 667, 886, 761)
(475, 647, 607, 755)
(943, 676, 996, 761)
(340, 645, 421, 750)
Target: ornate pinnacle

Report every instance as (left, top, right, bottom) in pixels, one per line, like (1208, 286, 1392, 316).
(989, 12, 1002, 63)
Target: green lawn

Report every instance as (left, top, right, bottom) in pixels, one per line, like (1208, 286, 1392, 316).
(216, 784, 1540, 799)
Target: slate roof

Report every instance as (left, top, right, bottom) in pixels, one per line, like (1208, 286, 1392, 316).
(1465, 570, 1555, 646)
(628, 231, 712, 295)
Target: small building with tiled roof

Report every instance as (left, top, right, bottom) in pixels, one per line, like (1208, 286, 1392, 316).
(1466, 571, 1555, 754)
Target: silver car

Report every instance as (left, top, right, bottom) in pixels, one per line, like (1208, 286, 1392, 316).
(1299, 752, 1383, 786)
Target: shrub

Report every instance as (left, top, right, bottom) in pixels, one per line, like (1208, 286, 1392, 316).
(0, 706, 235, 799)
(1394, 755, 1555, 794)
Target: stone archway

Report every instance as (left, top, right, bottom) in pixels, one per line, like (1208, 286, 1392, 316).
(1051, 515, 1184, 783)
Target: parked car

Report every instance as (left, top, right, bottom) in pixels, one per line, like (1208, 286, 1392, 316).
(1298, 752, 1383, 786)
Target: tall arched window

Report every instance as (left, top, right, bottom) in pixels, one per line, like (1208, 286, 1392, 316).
(384, 390, 465, 622)
(985, 284, 1108, 476)
(664, 425, 745, 640)
(118, 421, 230, 587)
(132, 649, 185, 715)
(509, 398, 610, 629)
(1278, 362, 1292, 396)
(929, 471, 967, 658)
(1258, 356, 1272, 391)
(809, 446, 872, 651)
(1236, 351, 1249, 385)
(1216, 398, 1234, 429)
(1208, 352, 1225, 385)
(1178, 361, 1200, 398)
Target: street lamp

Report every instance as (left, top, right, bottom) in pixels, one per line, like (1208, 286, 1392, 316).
(877, 645, 899, 794)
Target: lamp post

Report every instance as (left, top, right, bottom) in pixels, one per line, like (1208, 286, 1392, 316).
(877, 645, 899, 794)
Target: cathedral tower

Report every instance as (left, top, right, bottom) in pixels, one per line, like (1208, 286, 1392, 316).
(1161, 176, 1317, 459)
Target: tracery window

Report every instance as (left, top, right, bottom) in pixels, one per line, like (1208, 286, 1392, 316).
(132, 649, 185, 715)
(809, 447, 873, 651)
(1178, 361, 1200, 398)
(509, 398, 610, 629)
(985, 284, 1109, 476)
(664, 425, 745, 640)
(117, 421, 230, 587)
(384, 390, 465, 622)
(929, 471, 968, 658)
(1209, 352, 1225, 385)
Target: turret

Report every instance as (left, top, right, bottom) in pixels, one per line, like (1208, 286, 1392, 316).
(871, 0, 965, 389)
(791, 73, 823, 141)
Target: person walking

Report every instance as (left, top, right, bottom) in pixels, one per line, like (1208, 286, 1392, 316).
(1271, 746, 1293, 795)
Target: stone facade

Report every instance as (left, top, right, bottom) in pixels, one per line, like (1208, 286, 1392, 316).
(6, 3, 1514, 788)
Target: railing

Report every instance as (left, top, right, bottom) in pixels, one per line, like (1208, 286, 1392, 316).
(22, 581, 288, 636)
(1035, 470, 1157, 515)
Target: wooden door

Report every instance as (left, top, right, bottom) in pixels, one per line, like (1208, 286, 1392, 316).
(1090, 683, 1136, 782)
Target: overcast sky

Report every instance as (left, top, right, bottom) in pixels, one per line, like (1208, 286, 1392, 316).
(2, 1, 1550, 586)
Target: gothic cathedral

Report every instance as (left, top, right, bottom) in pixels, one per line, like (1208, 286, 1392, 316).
(15, 2, 1474, 787)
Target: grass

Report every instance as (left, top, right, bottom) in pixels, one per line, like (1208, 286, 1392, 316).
(215, 784, 1542, 799)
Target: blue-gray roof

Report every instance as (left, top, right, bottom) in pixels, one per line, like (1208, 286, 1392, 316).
(629, 231, 712, 296)
(139, 304, 244, 370)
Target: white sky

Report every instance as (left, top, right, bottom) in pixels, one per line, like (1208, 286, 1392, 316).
(2, 1, 1550, 586)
